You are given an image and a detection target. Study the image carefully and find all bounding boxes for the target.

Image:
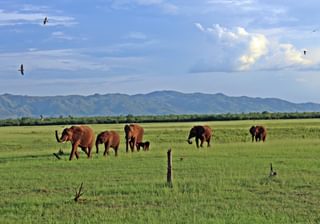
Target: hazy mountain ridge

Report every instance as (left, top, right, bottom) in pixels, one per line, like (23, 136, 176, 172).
(0, 91, 320, 119)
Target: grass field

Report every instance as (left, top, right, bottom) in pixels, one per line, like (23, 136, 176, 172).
(0, 119, 320, 223)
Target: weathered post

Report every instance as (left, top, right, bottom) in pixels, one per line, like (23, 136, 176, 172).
(167, 149, 173, 187)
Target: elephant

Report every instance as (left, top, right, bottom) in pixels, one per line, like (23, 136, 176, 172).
(249, 125, 267, 142)
(95, 130, 120, 156)
(55, 125, 95, 160)
(187, 125, 213, 148)
(124, 124, 144, 152)
(136, 141, 150, 151)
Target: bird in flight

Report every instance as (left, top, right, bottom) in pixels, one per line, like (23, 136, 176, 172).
(43, 17, 48, 25)
(303, 50, 307, 55)
(18, 64, 24, 75)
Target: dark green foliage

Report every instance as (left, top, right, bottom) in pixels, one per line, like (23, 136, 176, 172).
(2, 112, 320, 126)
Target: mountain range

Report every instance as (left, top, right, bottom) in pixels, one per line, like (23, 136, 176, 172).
(1, 91, 320, 119)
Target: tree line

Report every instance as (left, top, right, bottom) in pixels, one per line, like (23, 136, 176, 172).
(1, 112, 320, 126)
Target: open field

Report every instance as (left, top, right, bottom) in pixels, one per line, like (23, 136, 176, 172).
(0, 119, 320, 223)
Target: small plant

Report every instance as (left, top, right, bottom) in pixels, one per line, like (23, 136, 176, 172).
(74, 182, 84, 202)
(269, 163, 277, 177)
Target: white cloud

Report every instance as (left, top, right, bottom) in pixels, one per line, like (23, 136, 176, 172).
(52, 31, 74, 40)
(124, 32, 147, 40)
(111, 0, 178, 14)
(193, 23, 316, 72)
(0, 48, 147, 77)
(194, 23, 205, 32)
(239, 34, 268, 70)
(207, 0, 255, 7)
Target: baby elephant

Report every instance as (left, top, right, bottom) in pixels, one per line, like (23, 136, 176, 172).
(95, 130, 120, 156)
(137, 141, 150, 151)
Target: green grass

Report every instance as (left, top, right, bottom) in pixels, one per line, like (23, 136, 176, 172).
(0, 119, 320, 223)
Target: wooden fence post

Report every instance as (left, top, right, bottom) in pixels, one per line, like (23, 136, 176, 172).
(167, 149, 173, 187)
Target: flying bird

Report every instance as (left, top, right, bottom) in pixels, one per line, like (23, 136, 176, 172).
(303, 50, 307, 55)
(43, 17, 48, 25)
(18, 64, 24, 75)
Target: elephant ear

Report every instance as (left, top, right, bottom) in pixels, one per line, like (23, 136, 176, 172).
(61, 128, 69, 136)
(124, 125, 131, 135)
(96, 133, 104, 144)
(197, 126, 206, 135)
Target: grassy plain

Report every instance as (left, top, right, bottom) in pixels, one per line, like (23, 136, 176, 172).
(0, 119, 319, 223)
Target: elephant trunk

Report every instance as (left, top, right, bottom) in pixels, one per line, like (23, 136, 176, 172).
(187, 132, 194, 144)
(125, 138, 129, 153)
(125, 133, 130, 153)
(55, 130, 63, 143)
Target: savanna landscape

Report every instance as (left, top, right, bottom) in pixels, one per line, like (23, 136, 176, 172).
(1, 119, 319, 223)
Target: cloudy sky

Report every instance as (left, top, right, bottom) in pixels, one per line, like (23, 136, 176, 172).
(1, 0, 320, 103)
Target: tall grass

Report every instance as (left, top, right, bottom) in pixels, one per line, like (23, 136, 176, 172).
(0, 119, 319, 223)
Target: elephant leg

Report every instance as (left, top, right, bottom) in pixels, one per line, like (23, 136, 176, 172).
(69, 144, 78, 160)
(136, 143, 141, 151)
(103, 143, 110, 156)
(114, 145, 119, 156)
(87, 147, 92, 158)
(200, 137, 204, 147)
(195, 138, 199, 148)
(126, 139, 129, 153)
(129, 139, 135, 151)
(130, 139, 136, 152)
(81, 147, 89, 156)
(75, 150, 80, 159)
(258, 134, 262, 141)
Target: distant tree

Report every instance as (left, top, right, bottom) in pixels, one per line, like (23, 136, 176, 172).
(126, 114, 134, 123)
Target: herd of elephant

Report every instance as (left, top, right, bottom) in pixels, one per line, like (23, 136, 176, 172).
(55, 124, 267, 161)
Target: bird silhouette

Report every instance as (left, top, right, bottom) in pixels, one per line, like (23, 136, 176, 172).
(269, 163, 277, 176)
(18, 64, 24, 75)
(303, 50, 307, 55)
(43, 17, 48, 25)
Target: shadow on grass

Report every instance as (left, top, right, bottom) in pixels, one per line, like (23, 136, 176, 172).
(0, 152, 71, 162)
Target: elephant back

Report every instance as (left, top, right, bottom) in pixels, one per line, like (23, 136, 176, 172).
(125, 124, 144, 136)
(72, 125, 95, 146)
(203, 125, 213, 136)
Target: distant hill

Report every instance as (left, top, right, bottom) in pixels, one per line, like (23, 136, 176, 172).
(1, 91, 320, 119)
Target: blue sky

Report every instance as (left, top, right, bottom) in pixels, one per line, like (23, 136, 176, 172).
(1, 0, 320, 103)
